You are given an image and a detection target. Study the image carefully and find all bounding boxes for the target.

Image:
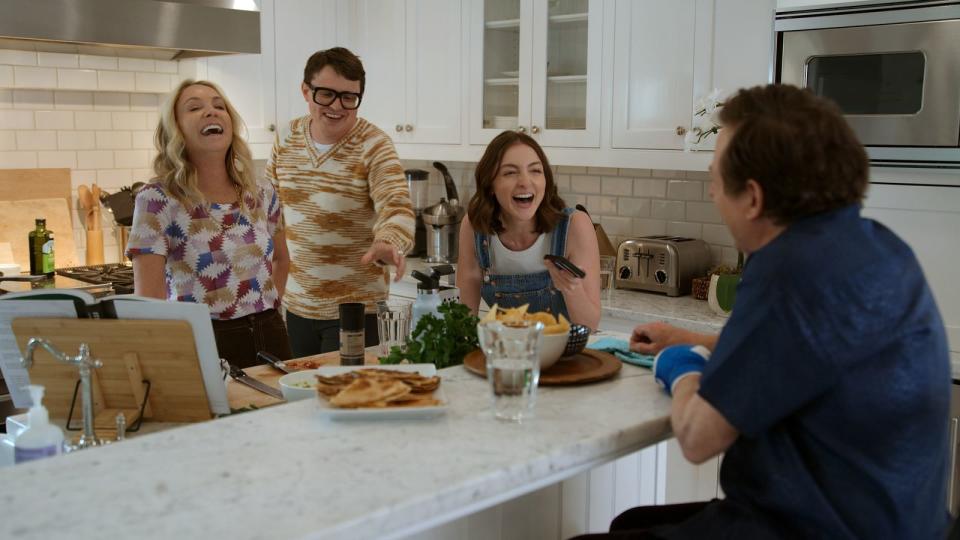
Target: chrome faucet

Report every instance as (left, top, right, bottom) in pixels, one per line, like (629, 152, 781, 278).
(21, 338, 104, 450)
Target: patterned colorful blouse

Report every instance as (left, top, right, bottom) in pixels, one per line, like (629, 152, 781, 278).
(126, 181, 283, 320)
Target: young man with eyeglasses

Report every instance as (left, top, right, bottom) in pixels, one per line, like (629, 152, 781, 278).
(266, 47, 415, 356)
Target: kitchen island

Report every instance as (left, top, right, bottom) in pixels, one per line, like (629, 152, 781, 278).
(1, 359, 672, 539)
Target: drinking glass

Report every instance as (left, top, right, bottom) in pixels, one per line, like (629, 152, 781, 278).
(477, 319, 544, 422)
(376, 300, 413, 356)
(599, 255, 616, 302)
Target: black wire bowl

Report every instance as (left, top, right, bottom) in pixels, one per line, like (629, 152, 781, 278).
(562, 324, 591, 357)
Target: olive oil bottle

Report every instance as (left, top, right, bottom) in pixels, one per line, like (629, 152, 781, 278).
(28, 218, 55, 276)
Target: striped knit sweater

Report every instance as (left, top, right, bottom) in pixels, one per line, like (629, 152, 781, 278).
(266, 116, 415, 320)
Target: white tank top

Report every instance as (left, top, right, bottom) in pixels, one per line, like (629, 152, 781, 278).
(489, 232, 552, 275)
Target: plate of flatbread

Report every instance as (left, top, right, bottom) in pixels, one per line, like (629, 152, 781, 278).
(314, 364, 447, 420)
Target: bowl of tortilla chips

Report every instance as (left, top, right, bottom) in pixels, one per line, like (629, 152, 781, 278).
(479, 304, 571, 370)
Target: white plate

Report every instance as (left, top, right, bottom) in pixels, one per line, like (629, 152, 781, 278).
(315, 364, 447, 421)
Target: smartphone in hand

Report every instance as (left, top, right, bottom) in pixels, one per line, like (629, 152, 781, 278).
(544, 254, 586, 279)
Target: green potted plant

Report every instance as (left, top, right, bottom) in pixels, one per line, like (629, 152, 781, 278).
(705, 252, 743, 315)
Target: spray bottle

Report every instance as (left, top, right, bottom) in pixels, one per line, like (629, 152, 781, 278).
(14, 385, 64, 464)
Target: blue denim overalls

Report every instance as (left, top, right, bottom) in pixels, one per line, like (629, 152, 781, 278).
(474, 207, 574, 319)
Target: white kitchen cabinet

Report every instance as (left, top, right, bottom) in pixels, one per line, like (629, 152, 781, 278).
(204, 0, 277, 160)
(611, 0, 774, 151)
(468, 0, 603, 148)
(355, 0, 462, 145)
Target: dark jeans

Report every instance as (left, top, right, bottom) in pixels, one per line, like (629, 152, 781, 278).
(569, 501, 711, 539)
(286, 311, 379, 357)
(211, 309, 292, 369)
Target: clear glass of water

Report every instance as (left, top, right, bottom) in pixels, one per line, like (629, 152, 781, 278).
(477, 319, 544, 422)
(599, 255, 616, 303)
(376, 300, 413, 357)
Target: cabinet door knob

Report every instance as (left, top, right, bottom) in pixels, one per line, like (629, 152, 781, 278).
(395, 124, 404, 133)
(517, 126, 527, 134)
(531, 125, 541, 134)
(268, 124, 276, 132)
(676, 126, 687, 136)
(405, 124, 414, 132)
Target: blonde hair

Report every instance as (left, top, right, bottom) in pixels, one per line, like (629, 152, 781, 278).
(153, 79, 259, 215)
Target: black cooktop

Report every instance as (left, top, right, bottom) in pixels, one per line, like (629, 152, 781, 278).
(56, 263, 134, 295)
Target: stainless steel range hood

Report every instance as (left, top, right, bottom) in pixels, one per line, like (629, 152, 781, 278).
(0, 0, 260, 60)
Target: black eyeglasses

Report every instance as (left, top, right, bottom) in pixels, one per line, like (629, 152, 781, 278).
(309, 85, 362, 110)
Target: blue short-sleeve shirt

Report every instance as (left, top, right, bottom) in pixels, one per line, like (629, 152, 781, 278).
(664, 205, 951, 539)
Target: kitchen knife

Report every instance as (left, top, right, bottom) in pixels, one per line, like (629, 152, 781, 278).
(228, 364, 283, 399)
(257, 351, 291, 374)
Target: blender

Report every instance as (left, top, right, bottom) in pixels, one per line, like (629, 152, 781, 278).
(404, 169, 430, 257)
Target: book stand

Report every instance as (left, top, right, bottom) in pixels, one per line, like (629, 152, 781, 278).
(11, 318, 214, 428)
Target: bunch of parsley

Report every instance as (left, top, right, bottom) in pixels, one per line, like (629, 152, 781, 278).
(380, 301, 479, 369)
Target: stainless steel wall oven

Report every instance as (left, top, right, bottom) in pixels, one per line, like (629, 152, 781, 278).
(776, 2, 960, 168)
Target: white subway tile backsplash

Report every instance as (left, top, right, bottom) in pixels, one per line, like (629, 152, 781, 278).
(54, 90, 93, 110)
(37, 150, 77, 168)
(57, 69, 98, 90)
(155, 60, 178, 74)
(75, 111, 112, 130)
(16, 130, 58, 150)
(135, 72, 171, 93)
(112, 111, 147, 130)
(13, 89, 53, 109)
(632, 218, 667, 236)
(0, 49, 37, 65)
(666, 179, 704, 201)
(565, 193, 587, 208)
(620, 168, 651, 177)
(144, 111, 159, 127)
(720, 247, 740, 267)
(131, 131, 154, 149)
(130, 93, 158, 111)
(702, 223, 734, 246)
(96, 168, 133, 188)
(617, 197, 650, 217)
(634, 178, 666, 198)
(599, 216, 634, 237)
(77, 150, 114, 169)
(666, 221, 702, 239)
(13, 66, 57, 88)
(132, 168, 154, 182)
(114, 150, 150, 168)
(96, 131, 132, 149)
(119, 58, 155, 72)
(98, 71, 135, 92)
(601, 176, 632, 196)
(0, 89, 11, 108)
(0, 151, 38, 168)
(37, 52, 78, 68)
(586, 195, 618, 215)
(557, 165, 586, 174)
(570, 175, 600, 194)
(651, 200, 685, 220)
(0, 65, 12, 87)
(554, 174, 570, 191)
(702, 181, 712, 201)
(58, 131, 96, 150)
(587, 166, 618, 176)
(78, 54, 118, 70)
(70, 169, 97, 188)
(651, 169, 685, 179)
(0, 131, 15, 150)
(35, 110, 74, 129)
(94, 92, 130, 111)
(685, 201, 720, 223)
(0, 109, 35, 129)
(684, 170, 709, 180)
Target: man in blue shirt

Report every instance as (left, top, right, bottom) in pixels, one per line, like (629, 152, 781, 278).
(578, 85, 951, 539)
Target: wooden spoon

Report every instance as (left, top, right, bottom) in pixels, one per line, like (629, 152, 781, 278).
(91, 184, 101, 231)
(78, 184, 93, 231)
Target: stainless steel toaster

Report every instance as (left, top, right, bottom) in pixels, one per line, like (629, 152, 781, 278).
(614, 236, 712, 296)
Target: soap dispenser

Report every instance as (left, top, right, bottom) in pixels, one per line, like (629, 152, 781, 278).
(14, 385, 64, 464)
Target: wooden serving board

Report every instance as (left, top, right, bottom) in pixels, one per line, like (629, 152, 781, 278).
(227, 350, 381, 409)
(0, 198, 79, 271)
(462, 349, 622, 385)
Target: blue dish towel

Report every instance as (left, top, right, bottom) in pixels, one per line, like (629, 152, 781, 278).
(588, 337, 655, 368)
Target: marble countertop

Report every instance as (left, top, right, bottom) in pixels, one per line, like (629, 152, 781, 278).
(1, 359, 672, 540)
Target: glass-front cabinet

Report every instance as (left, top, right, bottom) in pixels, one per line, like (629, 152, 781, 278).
(470, 0, 602, 147)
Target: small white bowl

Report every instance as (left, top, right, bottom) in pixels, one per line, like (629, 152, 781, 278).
(278, 369, 319, 401)
(538, 332, 569, 370)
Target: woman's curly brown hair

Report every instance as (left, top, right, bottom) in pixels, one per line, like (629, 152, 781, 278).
(718, 84, 868, 225)
(468, 131, 566, 235)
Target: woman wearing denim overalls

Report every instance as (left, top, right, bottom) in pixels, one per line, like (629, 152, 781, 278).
(457, 131, 602, 330)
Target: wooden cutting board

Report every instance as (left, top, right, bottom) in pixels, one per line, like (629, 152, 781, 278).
(0, 168, 71, 204)
(0, 198, 79, 271)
